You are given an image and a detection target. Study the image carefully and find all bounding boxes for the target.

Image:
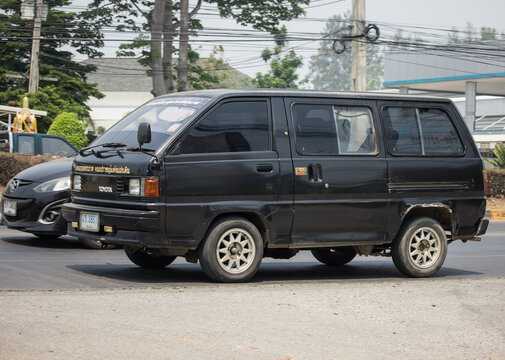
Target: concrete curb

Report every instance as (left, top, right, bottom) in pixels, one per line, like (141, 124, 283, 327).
(486, 210, 505, 220)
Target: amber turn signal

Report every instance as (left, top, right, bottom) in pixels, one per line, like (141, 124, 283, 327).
(144, 177, 159, 197)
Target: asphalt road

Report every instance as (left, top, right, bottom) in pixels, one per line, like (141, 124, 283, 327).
(0, 222, 504, 290)
(1, 222, 504, 359)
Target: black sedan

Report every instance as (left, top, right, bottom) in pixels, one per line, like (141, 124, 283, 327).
(1, 157, 113, 249)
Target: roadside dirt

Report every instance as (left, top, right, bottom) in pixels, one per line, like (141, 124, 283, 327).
(486, 197, 505, 210)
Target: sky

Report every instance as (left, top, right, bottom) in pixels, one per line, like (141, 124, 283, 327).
(70, 0, 505, 83)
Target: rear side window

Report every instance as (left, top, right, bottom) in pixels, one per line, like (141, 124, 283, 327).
(180, 101, 269, 154)
(292, 104, 377, 155)
(383, 106, 463, 156)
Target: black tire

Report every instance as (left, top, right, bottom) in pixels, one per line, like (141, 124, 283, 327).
(311, 247, 357, 266)
(124, 246, 176, 269)
(198, 217, 263, 283)
(79, 237, 117, 250)
(392, 217, 448, 278)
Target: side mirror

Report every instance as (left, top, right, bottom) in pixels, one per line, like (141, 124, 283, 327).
(137, 122, 151, 148)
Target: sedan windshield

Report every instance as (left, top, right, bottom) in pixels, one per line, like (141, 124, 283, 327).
(92, 96, 211, 149)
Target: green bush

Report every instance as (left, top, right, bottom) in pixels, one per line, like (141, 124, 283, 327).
(485, 142, 505, 168)
(47, 112, 88, 149)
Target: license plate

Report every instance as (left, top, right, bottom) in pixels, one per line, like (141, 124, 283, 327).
(80, 212, 100, 232)
(3, 200, 17, 216)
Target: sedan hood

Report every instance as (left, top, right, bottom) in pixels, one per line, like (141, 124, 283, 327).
(14, 156, 74, 183)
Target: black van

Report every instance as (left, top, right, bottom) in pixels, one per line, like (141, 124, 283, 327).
(62, 89, 488, 282)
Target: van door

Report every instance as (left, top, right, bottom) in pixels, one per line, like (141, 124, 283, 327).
(378, 101, 483, 237)
(285, 97, 388, 247)
(163, 98, 282, 244)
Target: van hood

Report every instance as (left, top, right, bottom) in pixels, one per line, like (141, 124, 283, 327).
(73, 152, 155, 176)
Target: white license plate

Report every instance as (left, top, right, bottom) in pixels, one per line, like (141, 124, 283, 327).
(3, 200, 17, 216)
(80, 212, 100, 232)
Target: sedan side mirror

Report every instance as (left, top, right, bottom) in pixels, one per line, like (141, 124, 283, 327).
(137, 122, 151, 148)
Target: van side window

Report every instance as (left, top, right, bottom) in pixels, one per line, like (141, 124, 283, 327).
(293, 104, 377, 155)
(180, 101, 269, 154)
(419, 108, 464, 155)
(383, 106, 463, 156)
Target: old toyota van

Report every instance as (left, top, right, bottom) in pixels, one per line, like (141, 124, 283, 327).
(62, 89, 488, 282)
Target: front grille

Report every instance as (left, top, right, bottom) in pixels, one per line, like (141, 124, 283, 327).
(4, 202, 36, 222)
(116, 178, 125, 194)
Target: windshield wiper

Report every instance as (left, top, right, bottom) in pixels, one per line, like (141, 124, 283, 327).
(126, 147, 159, 162)
(79, 142, 127, 156)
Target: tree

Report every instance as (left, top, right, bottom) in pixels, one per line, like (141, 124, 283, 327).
(309, 12, 383, 91)
(481, 27, 497, 41)
(81, 0, 309, 95)
(47, 112, 88, 149)
(190, 46, 252, 89)
(253, 26, 306, 89)
(0, 0, 103, 132)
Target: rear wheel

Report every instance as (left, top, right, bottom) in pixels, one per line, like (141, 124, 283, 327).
(199, 217, 263, 283)
(392, 217, 447, 277)
(124, 246, 176, 269)
(311, 247, 357, 266)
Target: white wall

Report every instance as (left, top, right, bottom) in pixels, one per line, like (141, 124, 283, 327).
(87, 91, 153, 130)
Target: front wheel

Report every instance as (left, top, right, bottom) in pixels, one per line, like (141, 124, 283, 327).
(124, 246, 176, 269)
(392, 217, 448, 278)
(199, 217, 263, 283)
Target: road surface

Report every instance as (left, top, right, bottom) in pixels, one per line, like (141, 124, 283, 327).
(1, 222, 504, 359)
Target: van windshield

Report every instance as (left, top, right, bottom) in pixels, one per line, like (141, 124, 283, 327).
(92, 96, 211, 149)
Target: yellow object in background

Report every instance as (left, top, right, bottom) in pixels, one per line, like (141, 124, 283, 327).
(12, 97, 37, 133)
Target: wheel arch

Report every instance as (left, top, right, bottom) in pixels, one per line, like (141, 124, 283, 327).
(200, 211, 269, 249)
(401, 203, 454, 234)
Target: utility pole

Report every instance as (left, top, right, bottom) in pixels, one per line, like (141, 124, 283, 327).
(28, 0, 45, 93)
(351, 0, 366, 91)
(178, 0, 189, 92)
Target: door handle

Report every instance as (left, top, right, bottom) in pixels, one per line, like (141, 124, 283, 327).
(308, 163, 323, 182)
(256, 163, 273, 172)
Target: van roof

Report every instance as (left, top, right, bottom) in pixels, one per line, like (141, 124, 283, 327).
(158, 88, 452, 103)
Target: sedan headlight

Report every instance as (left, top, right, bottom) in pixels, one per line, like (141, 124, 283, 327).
(34, 177, 70, 193)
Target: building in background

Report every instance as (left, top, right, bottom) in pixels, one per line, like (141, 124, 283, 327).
(383, 40, 505, 156)
(83, 58, 252, 131)
(83, 58, 154, 130)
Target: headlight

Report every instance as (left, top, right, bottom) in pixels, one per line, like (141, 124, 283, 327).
(34, 177, 70, 193)
(129, 178, 141, 196)
(129, 177, 158, 197)
(73, 175, 81, 191)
